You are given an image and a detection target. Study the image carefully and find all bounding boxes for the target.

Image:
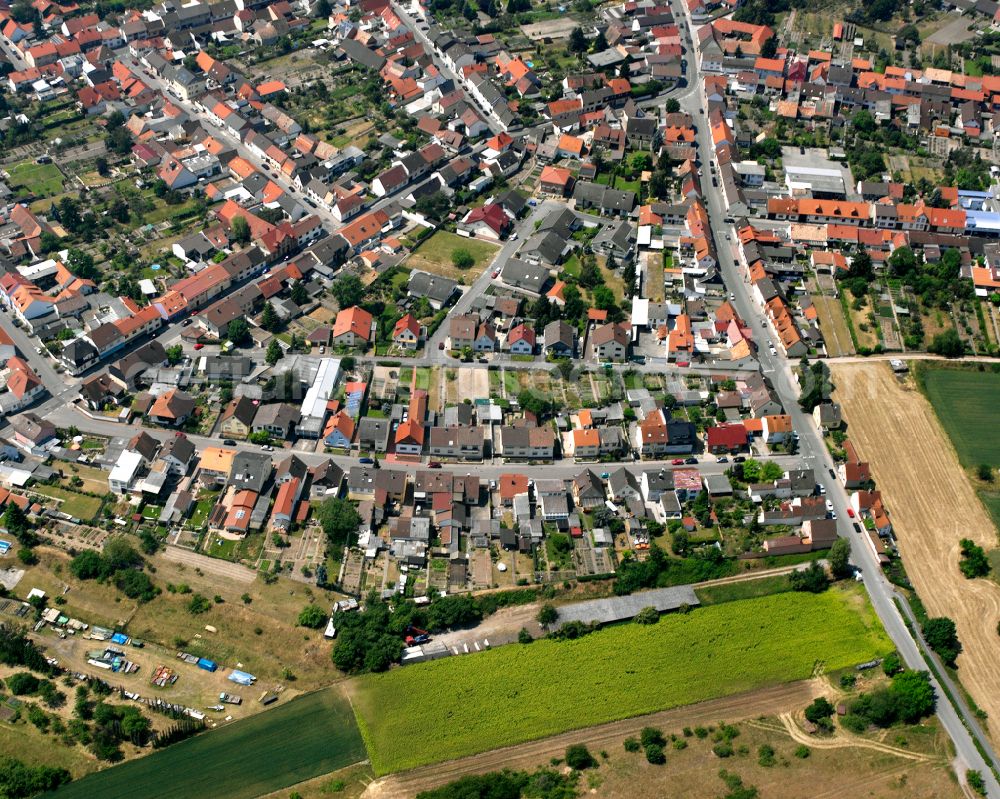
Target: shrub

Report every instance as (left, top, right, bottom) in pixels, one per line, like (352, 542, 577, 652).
(623, 737, 640, 752)
(694, 726, 709, 739)
(968, 769, 987, 796)
(634, 606, 659, 625)
(757, 744, 775, 767)
(565, 744, 596, 770)
(672, 738, 688, 750)
(712, 742, 733, 758)
(517, 628, 533, 644)
(644, 743, 666, 765)
(794, 744, 810, 759)
(640, 727, 665, 748)
(187, 594, 212, 615)
(298, 604, 327, 629)
(882, 652, 903, 676)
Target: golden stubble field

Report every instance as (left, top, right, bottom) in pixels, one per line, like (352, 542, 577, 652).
(832, 362, 1000, 739)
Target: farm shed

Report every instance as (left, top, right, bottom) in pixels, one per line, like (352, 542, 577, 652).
(553, 585, 699, 630)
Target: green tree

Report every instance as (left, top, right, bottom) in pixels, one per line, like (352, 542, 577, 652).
(568, 26, 587, 53)
(852, 110, 877, 135)
(451, 249, 474, 270)
(804, 696, 834, 723)
(261, 301, 279, 332)
(227, 318, 250, 345)
(165, 344, 183, 366)
(665, 98, 680, 113)
(644, 743, 666, 764)
(290, 281, 308, 306)
(66, 248, 98, 281)
(923, 617, 962, 665)
(928, 328, 964, 358)
(330, 274, 364, 310)
(317, 497, 362, 550)
(882, 651, 903, 676)
(265, 338, 283, 365)
(230, 215, 251, 245)
(828, 538, 851, 579)
(890, 670, 936, 723)
(579, 258, 603, 289)
(789, 561, 829, 593)
(536, 603, 558, 627)
(976, 464, 994, 482)
(298, 604, 327, 629)
(564, 744, 595, 770)
(959, 538, 990, 579)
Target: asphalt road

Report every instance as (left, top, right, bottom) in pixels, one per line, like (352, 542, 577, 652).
(392, 1, 503, 136)
(674, 1, 1000, 792)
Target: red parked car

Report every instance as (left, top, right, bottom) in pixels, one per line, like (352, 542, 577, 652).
(193, 343, 204, 350)
(847, 508, 855, 518)
(671, 458, 684, 465)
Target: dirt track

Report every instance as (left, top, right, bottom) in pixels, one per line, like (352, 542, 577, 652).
(160, 545, 256, 584)
(362, 681, 822, 799)
(832, 362, 1000, 740)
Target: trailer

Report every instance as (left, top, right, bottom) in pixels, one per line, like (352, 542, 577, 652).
(219, 692, 242, 705)
(197, 658, 218, 672)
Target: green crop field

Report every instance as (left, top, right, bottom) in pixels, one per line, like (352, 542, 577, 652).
(352, 588, 891, 775)
(48, 688, 366, 799)
(921, 367, 1000, 467)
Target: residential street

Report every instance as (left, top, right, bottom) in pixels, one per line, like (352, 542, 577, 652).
(672, 0, 1000, 790)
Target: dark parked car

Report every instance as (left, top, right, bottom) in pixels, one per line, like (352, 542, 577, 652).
(684, 457, 698, 465)
(360, 457, 375, 465)
(223, 439, 236, 446)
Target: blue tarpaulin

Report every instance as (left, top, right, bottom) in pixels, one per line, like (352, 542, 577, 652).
(111, 633, 129, 645)
(228, 670, 256, 686)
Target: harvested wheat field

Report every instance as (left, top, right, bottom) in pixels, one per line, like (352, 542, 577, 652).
(832, 362, 1000, 739)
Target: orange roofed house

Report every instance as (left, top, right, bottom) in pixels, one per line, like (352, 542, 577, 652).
(331, 306, 374, 348)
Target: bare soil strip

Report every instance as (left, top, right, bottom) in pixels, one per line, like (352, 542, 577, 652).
(832, 362, 1000, 740)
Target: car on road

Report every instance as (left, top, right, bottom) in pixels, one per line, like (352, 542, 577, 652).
(438, 342, 445, 350)
(828, 467, 836, 478)
(600, 472, 610, 479)
(671, 458, 684, 465)
(478, 358, 488, 363)
(359, 457, 375, 464)
(492, 269, 500, 278)
(853, 523, 863, 534)
(716, 456, 729, 463)
(510, 232, 518, 240)
(684, 457, 698, 464)
(428, 462, 442, 468)
(223, 439, 236, 446)
(828, 510, 837, 520)
(676, 361, 689, 368)
(733, 455, 746, 463)
(847, 508, 855, 518)
(182, 318, 192, 326)
(193, 342, 204, 350)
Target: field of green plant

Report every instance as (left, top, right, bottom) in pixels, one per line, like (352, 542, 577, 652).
(47, 688, 365, 799)
(352, 588, 892, 775)
(921, 367, 1000, 467)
